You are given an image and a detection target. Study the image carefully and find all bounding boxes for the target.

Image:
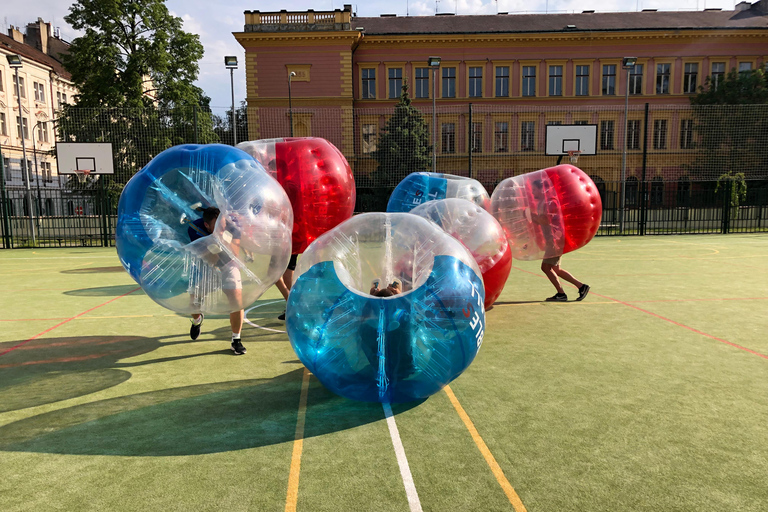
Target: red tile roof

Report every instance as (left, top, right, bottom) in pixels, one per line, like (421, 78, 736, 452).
(0, 32, 72, 80)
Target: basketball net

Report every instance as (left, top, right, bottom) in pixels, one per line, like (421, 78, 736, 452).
(74, 169, 91, 184)
(568, 150, 581, 164)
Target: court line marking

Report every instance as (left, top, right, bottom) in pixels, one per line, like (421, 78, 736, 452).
(444, 385, 527, 512)
(285, 367, 311, 512)
(383, 402, 423, 512)
(0, 287, 142, 358)
(244, 300, 286, 334)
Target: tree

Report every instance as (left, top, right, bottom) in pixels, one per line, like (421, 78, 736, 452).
(57, 0, 217, 187)
(213, 101, 249, 146)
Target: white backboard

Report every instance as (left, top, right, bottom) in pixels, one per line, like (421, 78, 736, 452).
(56, 143, 115, 174)
(545, 125, 598, 155)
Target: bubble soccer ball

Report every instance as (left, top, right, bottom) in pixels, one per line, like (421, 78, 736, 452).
(286, 213, 486, 403)
(116, 144, 293, 315)
(490, 164, 602, 261)
(410, 198, 512, 308)
(387, 172, 491, 213)
(237, 137, 356, 254)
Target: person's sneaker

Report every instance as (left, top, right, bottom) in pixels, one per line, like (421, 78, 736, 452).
(545, 293, 568, 302)
(231, 339, 246, 355)
(577, 284, 590, 301)
(190, 315, 203, 340)
(278, 310, 286, 321)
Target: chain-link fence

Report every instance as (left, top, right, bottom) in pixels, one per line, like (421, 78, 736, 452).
(1, 103, 766, 248)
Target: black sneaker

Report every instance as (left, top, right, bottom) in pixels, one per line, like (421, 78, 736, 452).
(278, 310, 286, 321)
(545, 293, 568, 302)
(190, 315, 203, 340)
(577, 284, 590, 301)
(231, 339, 246, 355)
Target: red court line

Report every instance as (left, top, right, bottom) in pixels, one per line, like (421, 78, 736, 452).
(0, 287, 142, 358)
(511, 266, 768, 360)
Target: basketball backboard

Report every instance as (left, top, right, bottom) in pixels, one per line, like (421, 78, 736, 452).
(56, 143, 115, 175)
(545, 125, 598, 156)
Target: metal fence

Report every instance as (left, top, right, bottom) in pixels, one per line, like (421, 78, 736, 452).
(1, 103, 766, 248)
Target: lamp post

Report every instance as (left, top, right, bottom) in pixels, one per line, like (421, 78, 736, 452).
(288, 71, 296, 137)
(7, 54, 35, 244)
(427, 56, 441, 173)
(620, 56, 637, 234)
(224, 56, 238, 145)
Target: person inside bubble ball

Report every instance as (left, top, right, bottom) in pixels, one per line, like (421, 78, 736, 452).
(187, 206, 247, 355)
(369, 278, 402, 297)
(275, 254, 298, 321)
(529, 179, 590, 303)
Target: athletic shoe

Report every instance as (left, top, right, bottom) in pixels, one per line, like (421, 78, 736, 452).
(190, 315, 203, 340)
(545, 293, 568, 302)
(577, 284, 590, 301)
(231, 339, 246, 355)
(278, 310, 286, 321)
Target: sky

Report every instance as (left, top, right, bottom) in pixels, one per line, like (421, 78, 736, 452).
(3, 0, 738, 112)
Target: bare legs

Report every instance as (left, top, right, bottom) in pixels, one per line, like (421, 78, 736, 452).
(541, 262, 583, 295)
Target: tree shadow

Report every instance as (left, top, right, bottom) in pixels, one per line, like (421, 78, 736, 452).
(491, 300, 543, 305)
(64, 285, 146, 297)
(60, 266, 126, 274)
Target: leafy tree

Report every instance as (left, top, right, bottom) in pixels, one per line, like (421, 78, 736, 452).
(213, 101, 249, 146)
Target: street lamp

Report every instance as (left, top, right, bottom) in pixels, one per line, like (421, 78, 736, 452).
(288, 71, 296, 137)
(620, 56, 637, 234)
(224, 56, 238, 145)
(427, 56, 441, 173)
(6, 53, 35, 243)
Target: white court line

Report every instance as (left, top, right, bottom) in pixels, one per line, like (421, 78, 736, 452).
(383, 402, 423, 512)
(244, 300, 286, 334)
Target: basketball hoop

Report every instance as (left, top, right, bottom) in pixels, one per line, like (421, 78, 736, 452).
(567, 150, 582, 164)
(74, 169, 91, 184)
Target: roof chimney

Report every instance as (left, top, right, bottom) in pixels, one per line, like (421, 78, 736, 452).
(8, 25, 24, 43)
(735, 1, 751, 10)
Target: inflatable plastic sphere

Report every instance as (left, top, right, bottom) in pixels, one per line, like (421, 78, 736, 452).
(490, 164, 602, 261)
(116, 144, 293, 315)
(387, 172, 491, 213)
(410, 198, 512, 308)
(286, 212, 485, 403)
(237, 137, 356, 254)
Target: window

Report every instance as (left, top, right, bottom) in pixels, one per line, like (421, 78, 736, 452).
(16, 116, 30, 139)
(683, 63, 698, 94)
(711, 62, 726, 89)
(362, 124, 377, 154)
(415, 68, 429, 99)
(27, 160, 33, 181)
(549, 65, 563, 96)
(362, 68, 376, 99)
(471, 122, 482, 153)
(495, 66, 509, 97)
(0, 70, 3, 92)
(63, 93, 68, 104)
(739, 62, 753, 74)
(522, 66, 536, 97)
(629, 64, 643, 95)
(45, 197, 53, 215)
(677, 178, 691, 207)
(600, 120, 615, 150)
(627, 119, 641, 150)
(43, 162, 53, 182)
(442, 67, 456, 98)
(494, 122, 509, 152)
(521, 121, 535, 151)
(575, 65, 589, 96)
(33, 82, 46, 103)
(388, 68, 403, 99)
(574, 120, 588, 125)
(602, 65, 616, 95)
(0, 113, 6, 136)
(625, 177, 639, 207)
(656, 64, 671, 94)
(37, 122, 49, 143)
(653, 119, 668, 149)
(650, 177, 664, 207)
(680, 119, 694, 149)
(441, 123, 456, 153)
(469, 67, 483, 98)
(13, 75, 26, 98)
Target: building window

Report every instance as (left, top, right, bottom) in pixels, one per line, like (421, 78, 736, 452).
(521, 121, 535, 151)
(650, 177, 664, 207)
(43, 162, 53, 182)
(441, 123, 456, 153)
(625, 177, 639, 207)
(656, 64, 671, 94)
(522, 66, 536, 97)
(680, 119, 694, 149)
(739, 62, 753, 74)
(442, 67, 456, 98)
(549, 65, 563, 96)
(629, 64, 643, 95)
(602, 65, 616, 95)
(575, 65, 589, 96)
(495, 66, 509, 97)
(362, 68, 376, 99)
(494, 122, 509, 152)
(362, 124, 377, 154)
(711, 63, 725, 89)
(0, 70, 3, 92)
(16, 116, 30, 139)
(13, 75, 26, 98)
(0, 113, 6, 136)
(471, 122, 482, 153)
(415, 68, 429, 98)
(627, 119, 641, 150)
(37, 122, 49, 143)
(677, 177, 691, 207)
(33, 82, 46, 103)
(653, 119, 668, 149)
(388, 68, 403, 99)
(469, 67, 483, 98)
(600, 120, 614, 150)
(683, 63, 698, 94)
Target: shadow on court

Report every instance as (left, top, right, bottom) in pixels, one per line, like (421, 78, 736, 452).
(64, 285, 146, 297)
(60, 266, 126, 274)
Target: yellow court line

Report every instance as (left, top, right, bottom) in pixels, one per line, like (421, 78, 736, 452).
(285, 367, 311, 512)
(444, 385, 527, 512)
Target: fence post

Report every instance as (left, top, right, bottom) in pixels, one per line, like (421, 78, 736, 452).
(194, 105, 199, 144)
(721, 179, 731, 234)
(468, 103, 473, 179)
(99, 178, 109, 246)
(0, 155, 12, 248)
